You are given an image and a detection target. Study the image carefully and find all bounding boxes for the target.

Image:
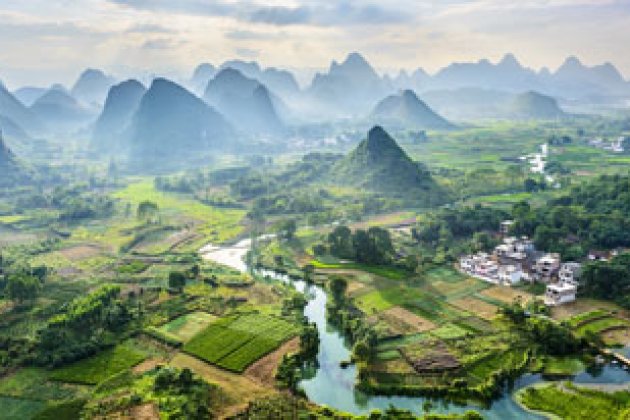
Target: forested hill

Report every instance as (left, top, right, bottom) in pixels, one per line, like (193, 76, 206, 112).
(330, 126, 446, 205)
(511, 174, 630, 259)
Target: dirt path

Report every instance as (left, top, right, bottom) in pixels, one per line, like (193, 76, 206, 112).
(132, 358, 164, 374)
(245, 337, 300, 386)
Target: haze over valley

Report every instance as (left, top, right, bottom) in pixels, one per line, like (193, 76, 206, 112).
(2, 2, 630, 420)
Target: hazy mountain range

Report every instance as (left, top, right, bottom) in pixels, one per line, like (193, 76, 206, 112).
(371, 90, 455, 130)
(0, 51, 627, 157)
(204, 68, 285, 136)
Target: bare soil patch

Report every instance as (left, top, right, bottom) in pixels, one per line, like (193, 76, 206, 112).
(379, 306, 436, 334)
(132, 358, 164, 374)
(169, 353, 274, 416)
(245, 337, 300, 386)
(480, 286, 534, 305)
(59, 244, 103, 261)
(550, 298, 621, 321)
(450, 296, 499, 320)
(130, 403, 160, 420)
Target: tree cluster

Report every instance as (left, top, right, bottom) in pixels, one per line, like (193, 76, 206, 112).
(324, 226, 394, 266)
(511, 174, 630, 259)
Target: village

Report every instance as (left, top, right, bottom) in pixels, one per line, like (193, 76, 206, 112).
(458, 220, 617, 306)
(587, 135, 630, 153)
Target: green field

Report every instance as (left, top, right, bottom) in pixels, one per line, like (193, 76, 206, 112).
(0, 368, 85, 401)
(155, 311, 217, 343)
(310, 259, 408, 280)
(566, 309, 610, 328)
(542, 356, 584, 376)
(0, 396, 47, 420)
(112, 180, 245, 245)
(518, 382, 630, 420)
(183, 313, 299, 372)
(49, 345, 146, 385)
(575, 317, 630, 336)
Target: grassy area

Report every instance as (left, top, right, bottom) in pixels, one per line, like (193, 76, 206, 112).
(566, 309, 611, 328)
(354, 287, 427, 314)
(542, 357, 584, 376)
(155, 311, 216, 343)
(0, 368, 86, 401)
(576, 317, 630, 336)
(310, 259, 408, 280)
(518, 382, 630, 420)
(0, 396, 47, 420)
(430, 324, 470, 340)
(49, 345, 146, 385)
(112, 180, 245, 245)
(183, 313, 299, 372)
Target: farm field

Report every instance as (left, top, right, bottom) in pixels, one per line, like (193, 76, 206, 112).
(49, 345, 146, 385)
(112, 180, 246, 246)
(183, 313, 299, 372)
(0, 396, 47, 420)
(155, 311, 217, 343)
(450, 296, 500, 320)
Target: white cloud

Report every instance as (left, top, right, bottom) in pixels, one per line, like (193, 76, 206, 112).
(0, 0, 629, 87)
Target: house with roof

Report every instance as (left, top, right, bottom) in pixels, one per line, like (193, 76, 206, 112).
(545, 282, 577, 306)
(559, 262, 582, 287)
(534, 253, 561, 282)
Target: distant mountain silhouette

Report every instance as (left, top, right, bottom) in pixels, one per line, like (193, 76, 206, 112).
(190, 63, 216, 95)
(13, 86, 47, 106)
(372, 90, 455, 130)
(30, 86, 94, 131)
(218, 60, 300, 98)
(331, 126, 445, 204)
(509, 91, 567, 119)
(546, 56, 630, 98)
(308, 52, 389, 116)
(431, 53, 541, 93)
(92, 79, 146, 150)
(129, 78, 233, 158)
(0, 83, 43, 135)
(71, 68, 116, 105)
(204, 68, 284, 136)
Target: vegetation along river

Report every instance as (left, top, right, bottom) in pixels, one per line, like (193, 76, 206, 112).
(201, 238, 630, 419)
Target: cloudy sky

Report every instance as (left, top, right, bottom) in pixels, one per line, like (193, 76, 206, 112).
(1, 0, 629, 88)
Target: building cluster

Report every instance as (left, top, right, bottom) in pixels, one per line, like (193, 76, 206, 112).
(459, 220, 581, 306)
(588, 136, 629, 153)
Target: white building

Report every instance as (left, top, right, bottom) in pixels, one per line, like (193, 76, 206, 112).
(545, 283, 577, 306)
(559, 262, 582, 287)
(534, 253, 561, 282)
(498, 264, 523, 285)
(500, 220, 514, 235)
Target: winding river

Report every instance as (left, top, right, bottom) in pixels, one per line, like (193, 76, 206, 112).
(201, 239, 630, 419)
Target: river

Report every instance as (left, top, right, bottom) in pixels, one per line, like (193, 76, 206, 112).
(201, 239, 630, 419)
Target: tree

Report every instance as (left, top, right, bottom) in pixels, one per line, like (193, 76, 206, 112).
(302, 264, 315, 283)
(327, 226, 354, 259)
(137, 201, 159, 223)
(329, 275, 348, 303)
(352, 340, 371, 362)
(168, 271, 187, 291)
(299, 323, 319, 362)
(276, 219, 297, 241)
(6, 273, 40, 303)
